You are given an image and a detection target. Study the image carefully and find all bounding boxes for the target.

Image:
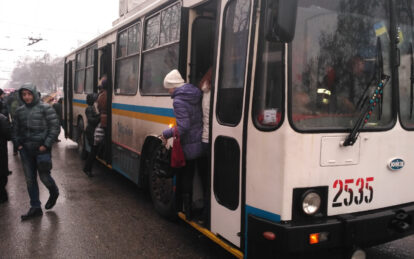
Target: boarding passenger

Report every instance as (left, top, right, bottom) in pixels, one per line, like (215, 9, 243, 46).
(83, 93, 100, 177)
(197, 67, 213, 226)
(52, 98, 63, 142)
(161, 69, 203, 220)
(0, 101, 12, 203)
(83, 75, 107, 176)
(12, 83, 60, 220)
(97, 75, 108, 130)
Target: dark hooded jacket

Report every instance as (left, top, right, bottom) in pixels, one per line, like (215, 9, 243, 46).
(0, 101, 11, 175)
(85, 93, 100, 143)
(12, 84, 60, 150)
(163, 83, 203, 160)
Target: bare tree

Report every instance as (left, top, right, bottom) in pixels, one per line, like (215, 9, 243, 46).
(9, 54, 63, 93)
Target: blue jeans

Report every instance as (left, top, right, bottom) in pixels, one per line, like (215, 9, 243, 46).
(19, 147, 59, 208)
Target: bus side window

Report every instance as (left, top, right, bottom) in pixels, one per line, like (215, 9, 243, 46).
(115, 23, 140, 95)
(252, 15, 284, 130)
(141, 3, 181, 95)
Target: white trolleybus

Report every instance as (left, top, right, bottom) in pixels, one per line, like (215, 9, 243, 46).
(63, 0, 414, 258)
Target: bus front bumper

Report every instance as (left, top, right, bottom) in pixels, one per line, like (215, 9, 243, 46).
(247, 203, 414, 257)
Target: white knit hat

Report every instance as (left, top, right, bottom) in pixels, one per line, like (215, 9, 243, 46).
(163, 69, 184, 89)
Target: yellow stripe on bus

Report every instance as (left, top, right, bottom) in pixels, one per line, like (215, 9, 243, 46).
(73, 102, 87, 108)
(112, 108, 176, 126)
(178, 212, 244, 259)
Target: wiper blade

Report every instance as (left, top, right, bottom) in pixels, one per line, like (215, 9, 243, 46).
(343, 74, 390, 146)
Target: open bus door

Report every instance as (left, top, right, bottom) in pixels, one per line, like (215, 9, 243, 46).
(63, 60, 73, 139)
(188, 2, 217, 230)
(97, 43, 113, 164)
(210, 0, 252, 248)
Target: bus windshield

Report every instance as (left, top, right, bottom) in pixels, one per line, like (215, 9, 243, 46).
(290, 0, 393, 131)
(396, 0, 414, 129)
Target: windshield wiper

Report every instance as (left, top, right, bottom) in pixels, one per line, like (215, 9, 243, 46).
(343, 74, 390, 146)
(343, 37, 389, 146)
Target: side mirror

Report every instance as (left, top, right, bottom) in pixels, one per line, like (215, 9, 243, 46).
(265, 0, 298, 43)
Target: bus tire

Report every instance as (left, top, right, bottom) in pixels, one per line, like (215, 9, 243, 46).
(77, 118, 87, 160)
(148, 144, 177, 220)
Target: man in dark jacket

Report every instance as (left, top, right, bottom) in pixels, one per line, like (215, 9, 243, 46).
(12, 83, 60, 220)
(0, 101, 12, 203)
(0, 88, 9, 118)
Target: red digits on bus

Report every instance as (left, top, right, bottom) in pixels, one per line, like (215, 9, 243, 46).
(332, 179, 343, 207)
(332, 177, 374, 208)
(365, 177, 374, 203)
(343, 179, 354, 206)
(354, 178, 364, 205)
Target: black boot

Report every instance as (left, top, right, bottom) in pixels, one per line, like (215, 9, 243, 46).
(83, 167, 93, 177)
(21, 207, 43, 220)
(182, 194, 192, 221)
(45, 190, 59, 210)
(0, 176, 7, 203)
(0, 189, 8, 203)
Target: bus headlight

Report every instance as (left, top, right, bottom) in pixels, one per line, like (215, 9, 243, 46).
(302, 191, 321, 215)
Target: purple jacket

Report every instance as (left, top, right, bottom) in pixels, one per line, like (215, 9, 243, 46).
(163, 83, 203, 160)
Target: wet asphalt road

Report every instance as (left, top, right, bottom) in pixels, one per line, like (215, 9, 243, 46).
(0, 135, 233, 259)
(0, 133, 413, 259)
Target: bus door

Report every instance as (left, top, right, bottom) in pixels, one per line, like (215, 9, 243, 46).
(98, 43, 113, 163)
(189, 17, 215, 85)
(64, 61, 73, 139)
(188, 0, 217, 229)
(210, 0, 252, 247)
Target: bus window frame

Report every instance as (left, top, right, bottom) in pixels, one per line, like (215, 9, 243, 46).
(85, 45, 97, 94)
(139, 1, 182, 96)
(216, 0, 252, 127)
(396, 0, 414, 131)
(114, 21, 142, 96)
(74, 50, 85, 94)
(251, 0, 285, 132)
(74, 43, 97, 94)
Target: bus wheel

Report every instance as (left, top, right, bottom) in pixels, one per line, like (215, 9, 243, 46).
(77, 119, 87, 160)
(148, 144, 176, 219)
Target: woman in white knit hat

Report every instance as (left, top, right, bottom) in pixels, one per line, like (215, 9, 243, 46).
(161, 69, 203, 220)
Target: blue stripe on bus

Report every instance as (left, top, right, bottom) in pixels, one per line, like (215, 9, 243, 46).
(245, 205, 281, 222)
(245, 205, 281, 256)
(72, 99, 175, 118)
(73, 99, 87, 104)
(112, 103, 175, 117)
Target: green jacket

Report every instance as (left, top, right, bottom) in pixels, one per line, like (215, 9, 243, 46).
(12, 84, 60, 149)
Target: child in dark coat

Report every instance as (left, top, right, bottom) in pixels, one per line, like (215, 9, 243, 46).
(83, 93, 100, 177)
(85, 94, 100, 151)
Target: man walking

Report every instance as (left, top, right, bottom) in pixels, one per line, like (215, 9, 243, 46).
(12, 83, 60, 220)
